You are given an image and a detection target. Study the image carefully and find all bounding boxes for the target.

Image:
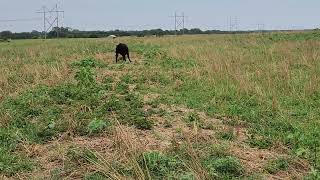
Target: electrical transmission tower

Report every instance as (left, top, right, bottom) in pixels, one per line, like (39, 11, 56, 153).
(170, 12, 186, 35)
(229, 16, 239, 32)
(36, 4, 64, 39)
(257, 24, 265, 33)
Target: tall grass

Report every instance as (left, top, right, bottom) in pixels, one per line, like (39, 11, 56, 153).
(142, 33, 320, 167)
(0, 32, 319, 177)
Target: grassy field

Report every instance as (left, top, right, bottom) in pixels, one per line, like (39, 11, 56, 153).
(0, 31, 319, 179)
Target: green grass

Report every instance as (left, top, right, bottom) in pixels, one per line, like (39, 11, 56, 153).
(87, 118, 110, 135)
(0, 146, 34, 176)
(0, 57, 155, 175)
(200, 143, 244, 179)
(264, 157, 290, 174)
(139, 151, 193, 179)
(135, 35, 320, 169)
(0, 32, 319, 178)
(203, 156, 244, 178)
(183, 112, 204, 128)
(217, 129, 236, 141)
(266, 30, 320, 41)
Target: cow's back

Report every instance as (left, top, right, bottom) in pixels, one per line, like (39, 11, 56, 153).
(116, 43, 129, 55)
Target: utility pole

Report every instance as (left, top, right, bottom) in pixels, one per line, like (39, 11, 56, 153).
(182, 12, 185, 35)
(174, 12, 177, 35)
(229, 17, 232, 32)
(36, 6, 47, 39)
(43, 7, 46, 39)
(56, 4, 59, 38)
(170, 12, 186, 35)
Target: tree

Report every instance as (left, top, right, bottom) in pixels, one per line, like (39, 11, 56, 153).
(189, 28, 202, 34)
(0, 31, 13, 39)
(31, 30, 41, 39)
(48, 27, 70, 38)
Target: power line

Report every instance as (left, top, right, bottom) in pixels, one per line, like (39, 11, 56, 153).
(0, 18, 41, 22)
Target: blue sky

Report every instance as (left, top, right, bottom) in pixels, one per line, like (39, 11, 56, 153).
(0, 0, 320, 32)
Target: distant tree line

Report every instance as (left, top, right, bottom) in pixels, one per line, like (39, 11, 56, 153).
(0, 27, 250, 40)
(1, 27, 318, 40)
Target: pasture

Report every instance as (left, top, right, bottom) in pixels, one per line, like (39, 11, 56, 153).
(0, 32, 319, 179)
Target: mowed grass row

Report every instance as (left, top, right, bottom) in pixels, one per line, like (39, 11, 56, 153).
(0, 32, 319, 178)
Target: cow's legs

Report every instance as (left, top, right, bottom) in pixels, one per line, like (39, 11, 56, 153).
(116, 53, 118, 63)
(127, 52, 132, 62)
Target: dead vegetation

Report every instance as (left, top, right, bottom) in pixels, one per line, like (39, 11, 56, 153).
(11, 99, 310, 179)
(1, 34, 318, 179)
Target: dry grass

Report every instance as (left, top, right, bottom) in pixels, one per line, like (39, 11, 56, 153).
(145, 35, 320, 99)
(2, 35, 319, 101)
(12, 101, 310, 179)
(0, 32, 319, 178)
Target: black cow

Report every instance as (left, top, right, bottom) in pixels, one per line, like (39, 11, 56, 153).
(116, 43, 131, 63)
